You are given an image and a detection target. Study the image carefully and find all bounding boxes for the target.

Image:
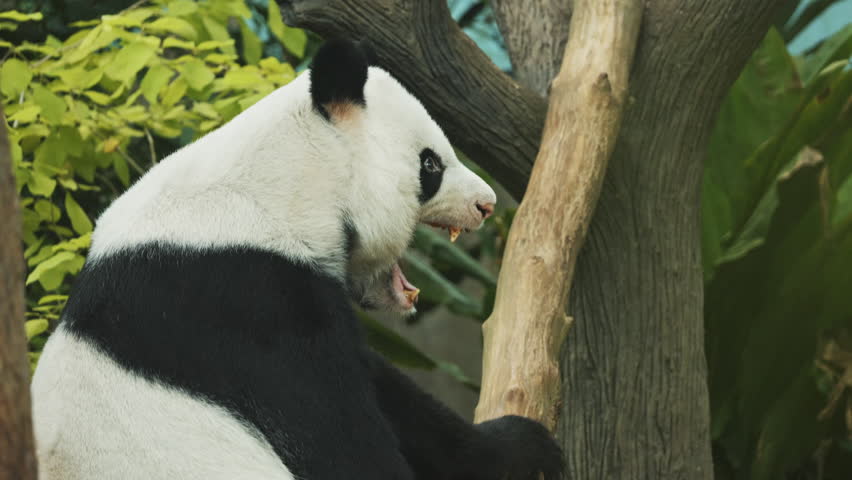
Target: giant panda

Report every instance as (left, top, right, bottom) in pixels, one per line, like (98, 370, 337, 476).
(30, 39, 563, 480)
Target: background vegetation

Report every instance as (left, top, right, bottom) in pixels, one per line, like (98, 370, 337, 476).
(2, 0, 850, 478)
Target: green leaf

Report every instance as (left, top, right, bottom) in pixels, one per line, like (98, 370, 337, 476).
(26, 251, 76, 288)
(140, 64, 174, 103)
(268, 0, 306, 57)
(161, 77, 188, 107)
(0, 11, 44, 22)
(201, 16, 235, 55)
(8, 104, 41, 123)
(799, 23, 852, 85)
(105, 41, 157, 84)
(239, 19, 262, 65)
(34, 199, 61, 223)
(0, 58, 32, 97)
(162, 37, 195, 50)
(64, 193, 93, 234)
(167, 0, 199, 16)
(145, 17, 198, 40)
(25, 319, 49, 340)
(279, 27, 307, 58)
(30, 84, 66, 123)
(27, 170, 56, 197)
(56, 66, 103, 90)
(113, 154, 130, 186)
(178, 58, 214, 90)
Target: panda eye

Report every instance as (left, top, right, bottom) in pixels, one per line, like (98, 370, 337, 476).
(423, 156, 440, 173)
(420, 149, 443, 174)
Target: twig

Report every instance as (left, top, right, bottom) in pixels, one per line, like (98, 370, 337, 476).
(144, 128, 157, 166)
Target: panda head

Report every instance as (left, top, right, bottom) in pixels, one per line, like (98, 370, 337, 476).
(309, 39, 496, 315)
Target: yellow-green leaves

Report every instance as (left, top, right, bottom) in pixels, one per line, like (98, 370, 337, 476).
(178, 58, 214, 90)
(105, 41, 158, 84)
(0, 10, 43, 22)
(145, 16, 198, 40)
(140, 64, 174, 103)
(31, 84, 67, 122)
(64, 193, 93, 234)
(240, 20, 263, 65)
(268, 1, 307, 58)
(0, 58, 32, 97)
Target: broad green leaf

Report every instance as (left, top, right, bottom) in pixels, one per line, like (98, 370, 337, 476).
(239, 19, 262, 65)
(113, 154, 130, 186)
(8, 104, 41, 123)
(0, 58, 32, 97)
(56, 66, 103, 90)
(0, 11, 43, 21)
(63, 26, 120, 65)
(140, 64, 174, 103)
(178, 58, 214, 90)
(26, 251, 75, 286)
(168, 0, 199, 16)
(82, 90, 111, 105)
(25, 319, 49, 340)
(800, 24, 852, 85)
(218, 67, 265, 90)
(162, 37, 195, 50)
(268, 0, 306, 57)
(30, 84, 66, 122)
(105, 41, 157, 84)
(26, 170, 56, 197)
(65, 193, 93, 234)
(34, 199, 61, 222)
(145, 17, 197, 40)
(201, 16, 235, 55)
(161, 77, 188, 107)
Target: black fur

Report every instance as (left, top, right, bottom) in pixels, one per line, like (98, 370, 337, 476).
(310, 38, 369, 120)
(62, 243, 563, 479)
(418, 147, 445, 203)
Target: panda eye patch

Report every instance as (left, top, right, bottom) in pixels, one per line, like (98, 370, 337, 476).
(418, 148, 444, 203)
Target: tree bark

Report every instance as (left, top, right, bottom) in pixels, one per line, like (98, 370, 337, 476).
(0, 108, 38, 477)
(279, 0, 544, 199)
(474, 0, 642, 432)
(494, 1, 800, 478)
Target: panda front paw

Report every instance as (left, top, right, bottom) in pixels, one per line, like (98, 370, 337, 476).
(469, 415, 564, 480)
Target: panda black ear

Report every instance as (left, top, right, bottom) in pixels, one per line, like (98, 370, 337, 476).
(309, 38, 370, 121)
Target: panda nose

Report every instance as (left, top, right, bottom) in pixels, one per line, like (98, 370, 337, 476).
(475, 202, 494, 220)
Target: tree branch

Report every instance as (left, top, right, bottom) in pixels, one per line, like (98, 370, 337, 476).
(279, 0, 546, 199)
(473, 0, 642, 431)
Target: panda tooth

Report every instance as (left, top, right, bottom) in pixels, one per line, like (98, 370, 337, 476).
(449, 227, 461, 243)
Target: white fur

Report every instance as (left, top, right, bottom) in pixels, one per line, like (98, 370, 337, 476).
(32, 326, 292, 480)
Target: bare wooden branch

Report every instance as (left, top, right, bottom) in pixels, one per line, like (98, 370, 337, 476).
(279, 0, 546, 199)
(473, 0, 642, 430)
(0, 107, 38, 478)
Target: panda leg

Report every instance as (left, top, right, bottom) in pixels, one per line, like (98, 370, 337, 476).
(362, 349, 564, 480)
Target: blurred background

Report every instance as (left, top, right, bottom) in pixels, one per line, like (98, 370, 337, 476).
(1, 0, 851, 478)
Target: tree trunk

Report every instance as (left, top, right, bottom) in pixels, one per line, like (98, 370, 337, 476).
(0, 107, 38, 477)
(493, 1, 800, 478)
(475, 0, 642, 432)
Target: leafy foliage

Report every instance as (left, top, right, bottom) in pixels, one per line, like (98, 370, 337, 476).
(703, 25, 852, 479)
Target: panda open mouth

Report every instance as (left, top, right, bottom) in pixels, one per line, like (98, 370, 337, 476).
(391, 262, 420, 309)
